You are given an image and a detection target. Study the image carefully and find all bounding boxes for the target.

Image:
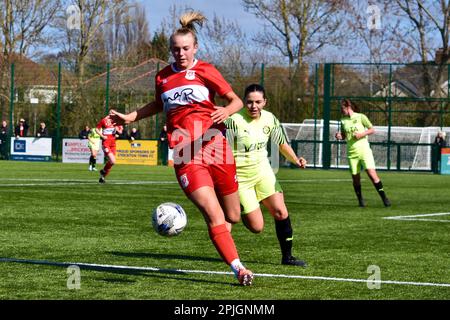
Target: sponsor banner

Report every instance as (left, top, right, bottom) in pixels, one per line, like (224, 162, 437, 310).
(10, 155, 52, 161)
(116, 140, 158, 166)
(10, 137, 52, 162)
(62, 138, 104, 164)
(441, 148, 450, 174)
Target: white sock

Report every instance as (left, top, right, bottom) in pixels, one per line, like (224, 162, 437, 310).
(230, 259, 245, 276)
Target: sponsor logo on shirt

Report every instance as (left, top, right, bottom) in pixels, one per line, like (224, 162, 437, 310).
(185, 70, 196, 80)
(180, 174, 189, 189)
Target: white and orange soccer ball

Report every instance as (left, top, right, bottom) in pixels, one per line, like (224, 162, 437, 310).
(151, 202, 187, 237)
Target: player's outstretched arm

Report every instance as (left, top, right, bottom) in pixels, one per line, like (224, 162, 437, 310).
(110, 101, 162, 125)
(279, 143, 307, 169)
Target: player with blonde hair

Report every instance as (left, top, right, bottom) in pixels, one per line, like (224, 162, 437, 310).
(110, 11, 253, 285)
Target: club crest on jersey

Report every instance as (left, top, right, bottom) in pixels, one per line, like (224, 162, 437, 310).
(180, 174, 189, 189)
(185, 70, 196, 80)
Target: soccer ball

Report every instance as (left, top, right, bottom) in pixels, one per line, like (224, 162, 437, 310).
(151, 202, 187, 237)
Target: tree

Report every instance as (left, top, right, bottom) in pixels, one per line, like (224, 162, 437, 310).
(150, 31, 169, 62)
(58, 0, 129, 81)
(391, 0, 450, 125)
(242, 0, 346, 80)
(0, 0, 60, 118)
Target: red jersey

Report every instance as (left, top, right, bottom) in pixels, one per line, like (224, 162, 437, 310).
(96, 117, 122, 143)
(155, 59, 232, 148)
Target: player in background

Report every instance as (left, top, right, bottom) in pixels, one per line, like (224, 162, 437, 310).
(335, 98, 391, 207)
(225, 84, 307, 267)
(88, 126, 101, 171)
(96, 112, 123, 183)
(109, 11, 253, 285)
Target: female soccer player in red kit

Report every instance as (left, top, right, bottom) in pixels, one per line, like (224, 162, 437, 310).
(96, 112, 123, 183)
(109, 12, 254, 285)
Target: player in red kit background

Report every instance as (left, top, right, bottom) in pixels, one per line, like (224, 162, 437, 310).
(96, 112, 123, 183)
(109, 11, 254, 286)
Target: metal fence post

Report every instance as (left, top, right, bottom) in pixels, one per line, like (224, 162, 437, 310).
(313, 64, 319, 168)
(7, 63, 15, 159)
(105, 62, 110, 115)
(260, 63, 265, 87)
(56, 62, 62, 161)
(322, 63, 331, 169)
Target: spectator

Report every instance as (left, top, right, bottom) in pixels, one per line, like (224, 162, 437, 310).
(79, 125, 90, 139)
(36, 122, 49, 138)
(115, 125, 128, 139)
(159, 124, 168, 165)
(14, 118, 29, 138)
(128, 127, 141, 141)
(0, 120, 8, 159)
(433, 131, 447, 173)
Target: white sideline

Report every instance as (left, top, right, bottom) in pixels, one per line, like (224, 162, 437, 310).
(0, 178, 353, 187)
(383, 212, 450, 223)
(1, 257, 449, 288)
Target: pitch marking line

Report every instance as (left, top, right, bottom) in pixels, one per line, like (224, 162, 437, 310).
(1, 257, 449, 288)
(0, 178, 353, 187)
(383, 212, 450, 223)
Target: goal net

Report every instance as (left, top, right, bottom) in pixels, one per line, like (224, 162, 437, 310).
(282, 120, 449, 170)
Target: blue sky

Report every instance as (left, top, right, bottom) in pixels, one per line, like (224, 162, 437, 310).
(140, 0, 262, 35)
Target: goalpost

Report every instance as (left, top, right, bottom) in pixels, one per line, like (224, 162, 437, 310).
(282, 120, 449, 171)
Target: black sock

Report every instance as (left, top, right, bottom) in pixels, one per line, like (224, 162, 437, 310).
(275, 217, 293, 259)
(374, 181, 387, 200)
(92, 157, 96, 168)
(89, 155, 94, 165)
(353, 184, 363, 201)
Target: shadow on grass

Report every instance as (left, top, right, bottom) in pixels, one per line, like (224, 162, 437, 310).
(0, 257, 233, 286)
(107, 251, 223, 263)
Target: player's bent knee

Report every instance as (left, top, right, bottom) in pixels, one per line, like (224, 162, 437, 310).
(273, 210, 288, 221)
(250, 226, 263, 234)
(226, 214, 241, 224)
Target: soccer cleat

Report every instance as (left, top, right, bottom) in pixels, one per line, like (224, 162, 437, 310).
(89, 165, 92, 171)
(99, 170, 106, 183)
(383, 197, 391, 207)
(92, 167, 97, 171)
(282, 256, 307, 267)
(237, 268, 254, 286)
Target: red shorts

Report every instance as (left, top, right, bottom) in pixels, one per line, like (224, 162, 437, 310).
(102, 139, 116, 156)
(174, 135, 238, 196)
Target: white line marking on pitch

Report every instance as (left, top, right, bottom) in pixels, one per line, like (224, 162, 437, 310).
(1, 257, 449, 288)
(0, 178, 353, 187)
(0, 180, 179, 187)
(383, 212, 450, 223)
